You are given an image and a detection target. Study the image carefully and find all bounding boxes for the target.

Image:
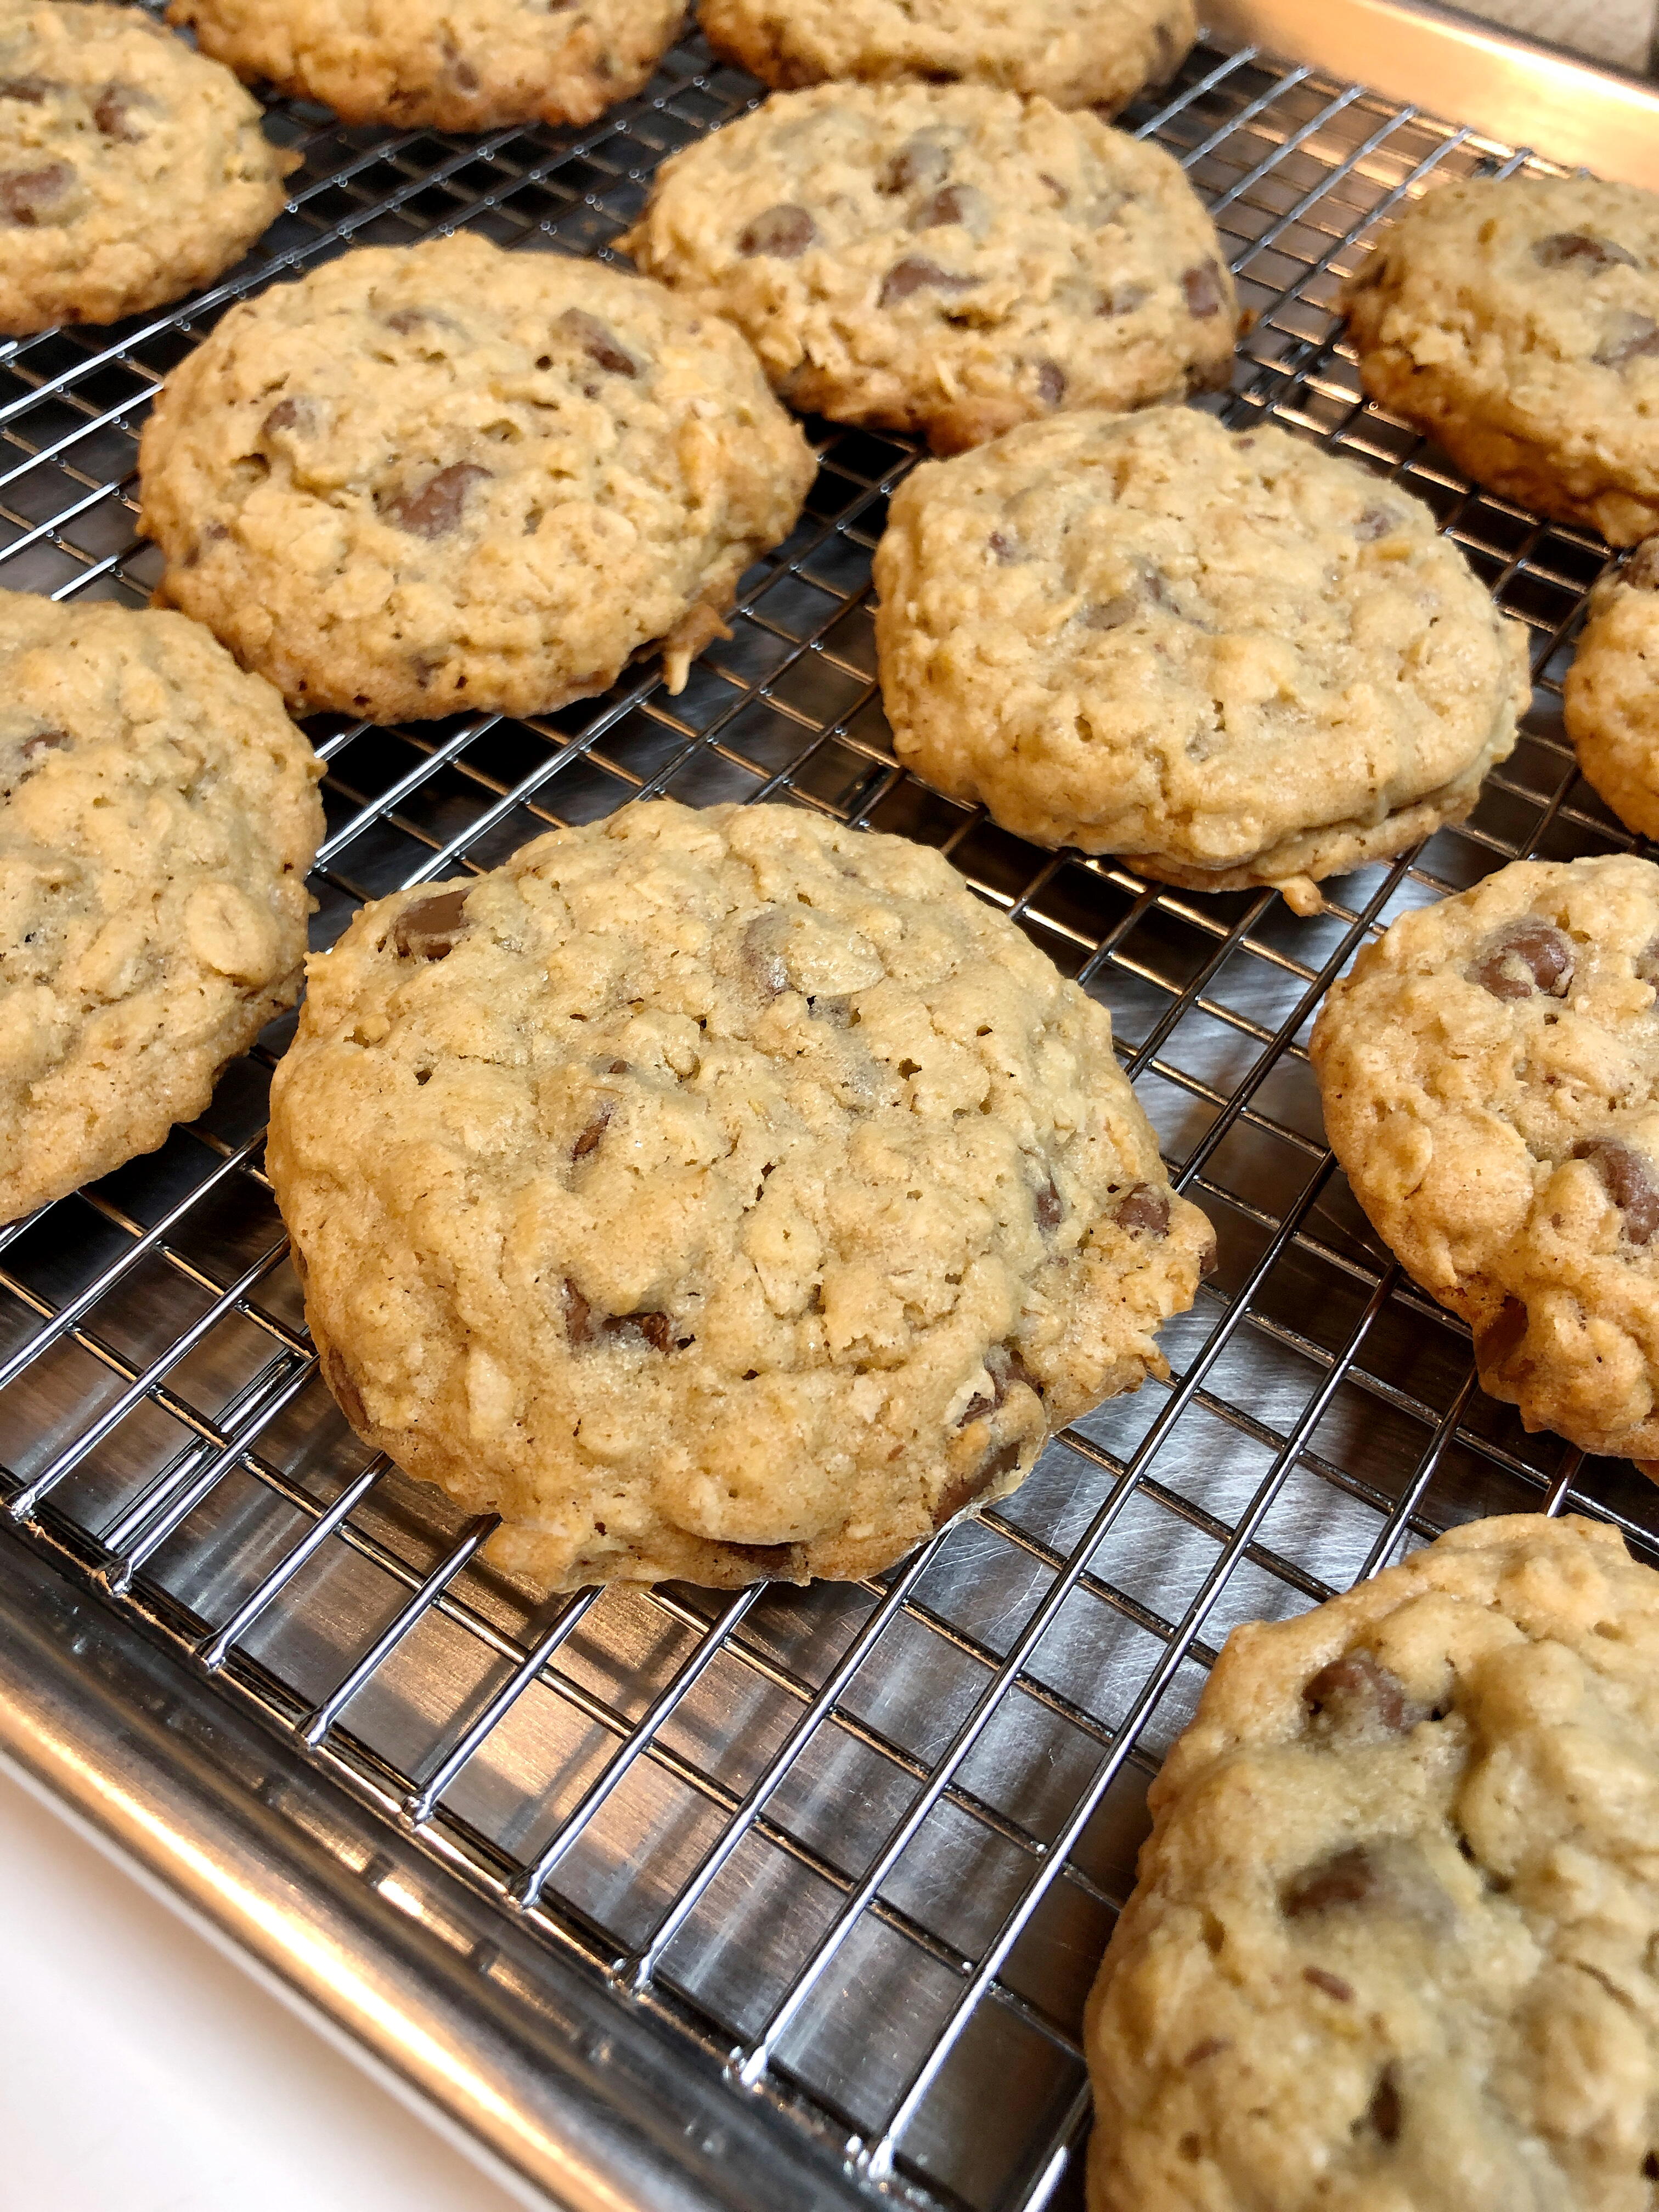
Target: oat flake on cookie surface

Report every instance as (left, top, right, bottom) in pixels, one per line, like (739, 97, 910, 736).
(0, 1, 297, 338)
(1087, 1513, 1659, 2211)
(137, 232, 816, 725)
(624, 81, 1236, 455)
(874, 407, 1530, 912)
(0, 587, 323, 1225)
(266, 800, 1214, 1590)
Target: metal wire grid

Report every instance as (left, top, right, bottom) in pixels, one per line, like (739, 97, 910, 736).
(3, 18, 1657, 2211)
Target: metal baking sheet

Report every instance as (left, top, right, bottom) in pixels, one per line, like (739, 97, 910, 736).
(3, 8, 1659, 2209)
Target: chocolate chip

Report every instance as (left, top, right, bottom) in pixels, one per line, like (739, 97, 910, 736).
(260, 396, 307, 442)
(1117, 1183, 1170, 1235)
(1198, 1234, 1219, 1278)
(1283, 1844, 1379, 1917)
(1595, 312, 1659, 367)
(382, 461, 490, 539)
(1644, 2152, 1659, 2182)
(1081, 593, 1139, 631)
(1098, 281, 1150, 318)
(1183, 2038, 1228, 2066)
(1034, 359, 1066, 406)
(743, 912, 788, 996)
(558, 306, 639, 377)
(1368, 2069, 1402, 2145)
(958, 1392, 995, 1428)
(1637, 932, 1659, 986)
(1181, 262, 1225, 319)
(1038, 172, 1069, 206)
(451, 55, 479, 89)
(1303, 1967, 1353, 2000)
(323, 1347, 369, 1432)
(879, 256, 979, 307)
(607, 1058, 627, 1075)
(619, 1311, 674, 1352)
(1304, 1651, 1423, 1734)
(994, 1340, 1043, 1399)
(572, 1098, 614, 1158)
(738, 203, 817, 257)
(563, 1279, 595, 1347)
(93, 82, 149, 142)
(729, 1543, 797, 1577)
(910, 183, 982, 230)
(1035, 1177, 1063, 1232)
(1573, 1137, 1659, 1244)
(0, 77, 51, 103)
(1355, 506, 1398, 539)
(0, 161, 73, 225)
(392, 888, 470, 960)
(989, 530, 1022, 563)
(1475, 1294, 1528, 1375)
(1532, 231, 1640, 272)
(934, 1436, 1024, 1527)
(879, 134, 951, 195)
(20, 730, 68, 761)
(1469, 918, 1575, 1000)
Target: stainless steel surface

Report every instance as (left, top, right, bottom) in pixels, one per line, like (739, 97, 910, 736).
(1204, 0, 1659, 183)
(3, 14, 1658, 2211)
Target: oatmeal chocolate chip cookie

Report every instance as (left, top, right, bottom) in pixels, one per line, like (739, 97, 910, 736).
(623, 83, 1236, 455)
(1086, 1512, 1659, 2212)
(698, 0, 1194, 115)
(137, 232, 815, 724)
(1345, 175, 1659, 547)
(166, 0, 684, 132)
(266, 799, 1213, 1590)
(1311, 854, 1659, 1463)
(0, 2, 297, 338)
(873, 407, 1529, 911)
(1565, 540, 1659, 839)
(0, 587, 323, 1225)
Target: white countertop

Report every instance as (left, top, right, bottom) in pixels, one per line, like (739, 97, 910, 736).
(0, 1764, 527, 2212)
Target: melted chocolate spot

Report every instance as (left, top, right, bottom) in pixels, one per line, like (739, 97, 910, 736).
(1183, 2038, 1228, 2066)
(558, 306, 639, 377)
(1283, 1845, 1379, 1918)
(260, 396, 306, 442)
(911, 182, 981, 230)
(392, 888, 470, 960)
(563, 1279, 595, 1347)
(1304, 1651, 1423, 1734)
(1035, 1177, 1063, 1232)
(1098, 281, 1150, 318)
(0, 160, 73, 224)
(382, 461, 490, 539)
(1117, 1183, 1170, 1235)
(20, 730, 68, 762)
(1181, 262, 1225, 319)
(1475, 1295, 1528, 1375)
(743, 912, 788, 996)
(1368, 2069, 1402, 2145)
(730, 1543, 797, 1577)
(0, 77, 51, 103)
(1469, 918, 1575, 1000)
(572, 1098, 614, 1158)
(1573, 1138, 1659, 1244)
(1637, 932, 1659, 986)
(739, 203, 817, 257)
(879, 134, 951, 195)
(879, 256, 979, 307)
(1355, 505, 1398, 539)
(1198, 1234, 1220, 1279)
(1034, 359, 1066, 406)
(1595, 312, 1659, 367)
(934, 1435, 1024, 1527)
(989, 530, 1022, 563)
(1533, 231, 1639, 273)
(1304, 1967, 1353, 2000)
(93, 82, 149, 142)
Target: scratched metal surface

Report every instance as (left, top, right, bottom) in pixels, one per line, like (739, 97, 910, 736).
(1, 16, 1656, 2211)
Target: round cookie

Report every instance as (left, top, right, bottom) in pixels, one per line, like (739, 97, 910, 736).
(1086, 1512, 1659, 2212)
(623, 83, 1237, 455)
(0, 2, 297, 339)
(166, 0, 684, 132)
(697, 0, 1195, 115)
(266, 799, 1215, 1590)
(873, 408, 1530, 912)
(1345, 175, 1659, 548)
(137, 232, 816, 725)
(1311, 854, 1659, 1463)
(0, 587, 323, 1226)
(1565, 540, 1659, 838)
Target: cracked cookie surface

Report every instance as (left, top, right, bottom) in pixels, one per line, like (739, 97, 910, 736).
(873, 407, 1528, 909)
(1087, 1513, 1659, 2212)
(0, 586, 323, 1224)
(698, 0, 1194, 114)
(1565, 541, 1659, 839)
(1345, 175, 1659, 546)
(624, 82, 1236, 454)
(166, 0, 684, 131)
(137, 232, 816, 724)
(266, 798, 1213, 1590)
(0, 1, 297, 337)
(1312, 854, 1659, 1463)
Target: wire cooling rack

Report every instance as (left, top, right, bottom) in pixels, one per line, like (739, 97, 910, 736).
(4, 13, 1658, 2210)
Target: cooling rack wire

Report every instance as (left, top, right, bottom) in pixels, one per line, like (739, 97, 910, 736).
(0, 16, 1652, 2211)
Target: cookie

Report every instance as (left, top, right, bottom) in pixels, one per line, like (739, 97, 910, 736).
(1311, 854, 1659, 1463)
(137, 232, 816, 725)
(873, 408, 1530, 912)
(265, 798, 1214, 1590)
(166, 0, 684, 132)
(623, 82, 1236, 455)
(698, 0, 1195, 115)
(1565, 540, 1659, 838)
(0, 2, 297, 338)
(0, 587, 323, 1226)
(1345, 175, 1659, 547)
(1086, 1512, 1659, 2212)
